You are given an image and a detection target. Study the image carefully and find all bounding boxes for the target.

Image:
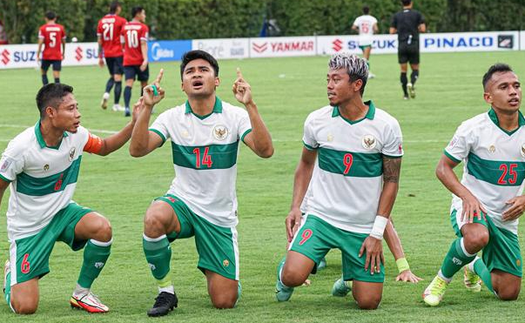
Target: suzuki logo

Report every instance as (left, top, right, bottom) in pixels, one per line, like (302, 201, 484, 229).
(1, 49, 10, 65)
(252, 42, 268, 53)
(75, 47, 83, 61)
(332, 39, 343, 52)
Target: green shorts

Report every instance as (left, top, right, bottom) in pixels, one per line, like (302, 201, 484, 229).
(157, 194, 239, 281)
(8, 202, 92, 286)
(451, 209, 522, 277)
(359, 45, 372, 51)
(290, 214, 384, 283)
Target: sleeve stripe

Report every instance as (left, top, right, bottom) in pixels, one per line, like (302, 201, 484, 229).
(149, 128, 166, 144)
(444, 150, 461, 163)
(0, 174, 12, 183)
(240, 129, 252, 143)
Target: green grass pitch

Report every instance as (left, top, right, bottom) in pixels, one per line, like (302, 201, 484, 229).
(0, 50, 525, 322)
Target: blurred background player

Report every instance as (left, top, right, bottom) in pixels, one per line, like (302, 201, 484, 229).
(390, 0, 426, 100)
(36, 11, 66, 85)
(352, 5, 378, 79)
(122, 6, 149, 117)
(97, 1, 127, 112)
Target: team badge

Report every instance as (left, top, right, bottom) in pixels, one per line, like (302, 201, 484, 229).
(68, 147, 76, 162)
(521, 144, 525, 157)
(489, 145, 496, 153)
(327, 133, 334, 142)
(223, 260, 230, 267)
(43, 164, 50, 172)
(0, 158, 12, 172)
(362, 135, 376, 150)
(181, 130, 190, 139)
(213, 125, 228, 141)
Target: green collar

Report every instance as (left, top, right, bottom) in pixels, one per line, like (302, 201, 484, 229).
(332, 100, 376, 125)
(34, 121, 69, 150)
(185, 96, 223, 120)
(487, 107, 525, 136)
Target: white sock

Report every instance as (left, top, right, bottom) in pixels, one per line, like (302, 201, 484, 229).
(158, 285, 174, 295)
(73, 283, 89, 297)
(437, 270, 452, 283)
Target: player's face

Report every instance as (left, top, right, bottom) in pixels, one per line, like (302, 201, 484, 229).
(181, 59, 220, 99)
(326, 69, 360, 106)
(137, 10, 146, 23)
(48, 93, 81, 133)
(484, 72, 522, 113)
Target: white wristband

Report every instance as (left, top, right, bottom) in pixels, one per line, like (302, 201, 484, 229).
(370, 215, 388, 240)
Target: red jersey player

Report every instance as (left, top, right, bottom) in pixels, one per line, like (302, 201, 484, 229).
(36, 11, 66, 85)
(97, 1, 127, 112)
(122, 6, 149, 117)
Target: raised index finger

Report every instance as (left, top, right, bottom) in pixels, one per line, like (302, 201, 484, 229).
(236, 67, 243, 79)
(154, 68, 164, 84)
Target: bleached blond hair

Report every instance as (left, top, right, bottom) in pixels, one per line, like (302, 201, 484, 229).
(328, 53, 369, 95)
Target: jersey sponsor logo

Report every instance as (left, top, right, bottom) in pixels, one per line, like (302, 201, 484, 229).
(0, 158, 12, 172)
(489, 145, 496, 153)
(327, 133, 334, 142)
(521, 144, 525, 157)
(69, 147, 76, 161)
(213, 125, 228, 141)
(362, 135, 376, 150)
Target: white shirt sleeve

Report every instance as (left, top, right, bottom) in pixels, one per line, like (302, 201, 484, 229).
(237, 108, 252, 142)
(382, 120, 404, 157)
(0, 139, 26, 182)
(444, 122, 474, 163)
(302, 113, 318, 150)
(149, 110, 171, 144)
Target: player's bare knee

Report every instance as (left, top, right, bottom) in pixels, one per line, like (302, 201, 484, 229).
(211, 295, 236, 309)
(355, 295, 381, 310)
(463, 229, 489, 252)
(12, 299, 38, 315)
(497, 286, 520, 301)
(281, 269, 304, 287)
(143, 211, 166, 236)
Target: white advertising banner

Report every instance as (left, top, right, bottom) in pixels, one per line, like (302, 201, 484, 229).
(521, 31, 525, 51)
(0, 42, 99, 69)
(249, 36, 316, 58)
(421, 31, 519, 52)
(192, 38, 249, 59)
(317, 34, 397, 55)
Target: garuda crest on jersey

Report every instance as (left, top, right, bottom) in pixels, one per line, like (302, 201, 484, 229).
(213, 125, 228, 141)
(362, 134, 376, 150)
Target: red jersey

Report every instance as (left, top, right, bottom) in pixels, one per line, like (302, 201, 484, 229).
(38, 23, 66, 60)
(121, 21, 149, 66)
(96, 14, 127, 58)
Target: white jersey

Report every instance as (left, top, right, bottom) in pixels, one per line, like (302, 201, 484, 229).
(149, 97, 252, 228)
(0, 123, 91, 241)
(445, 108, 525, 235)
(303, 101, 403, 233)
(353, 14, 377, 46)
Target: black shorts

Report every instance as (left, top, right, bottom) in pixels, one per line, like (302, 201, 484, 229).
(124, 65, 149, 82)
(398, 41, 420, 64)
(41, 60, 62, 72)
(105, 56, 124, 75)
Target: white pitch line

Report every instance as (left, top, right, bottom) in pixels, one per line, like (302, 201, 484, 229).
(0, 124, 447, 143)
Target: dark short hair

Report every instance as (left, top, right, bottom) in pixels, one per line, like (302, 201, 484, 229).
(363, 5, 370, 14)
(180, 50, 219, 80)
(45, 11, 57, 20)
(131, 6, 144, 18)
(482, 63, 514, 90)
(109, 1, 121, 14)
(36, 83, 74, 119)
(402, 0, 412, 5)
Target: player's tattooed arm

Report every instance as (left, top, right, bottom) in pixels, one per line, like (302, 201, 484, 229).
(382, 156, 401, 183)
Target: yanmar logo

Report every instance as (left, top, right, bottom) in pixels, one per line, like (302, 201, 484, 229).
(271, 41, 314, 52)
(332, 39, 343, 52)
(75, 47, 83, 61)
(1, 49, 10, 65)
(252, 42, 268, 53)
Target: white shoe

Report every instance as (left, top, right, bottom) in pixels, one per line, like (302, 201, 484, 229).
(101, 92, 110, 109)
(70, 291, 109, 313)
(407, 83, 416, 98)
(112, 104, 125, 112)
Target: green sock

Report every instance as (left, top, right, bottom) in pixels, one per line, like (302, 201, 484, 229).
(440, 238, 476, 279)
(277, 257, 286, 283)
(143, 234, 172, 282)
(77, 239, 112, 289)
(4, 271, 11, 309)
(473, 258, 494, 294)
